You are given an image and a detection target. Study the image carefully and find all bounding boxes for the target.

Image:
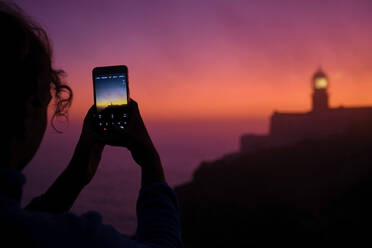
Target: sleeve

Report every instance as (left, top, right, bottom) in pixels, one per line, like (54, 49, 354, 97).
(24, 210, 148, 248)
(136, 182, 183, 248)
(23, 183, 182, 248)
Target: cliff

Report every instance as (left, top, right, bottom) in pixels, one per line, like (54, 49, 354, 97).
(175, 135, 372, 247)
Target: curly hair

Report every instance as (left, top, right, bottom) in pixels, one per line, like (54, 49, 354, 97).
(0, 1, 72, 133)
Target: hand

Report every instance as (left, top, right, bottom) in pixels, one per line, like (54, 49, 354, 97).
(25, 107, 106, 213)
(95, 99, 165, 186)
(97, 99, 161, 168)
(79, 99, 165, 187)
(69, 106, 105, 185)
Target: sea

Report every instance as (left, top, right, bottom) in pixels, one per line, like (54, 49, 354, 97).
(22, 118, 266, 234)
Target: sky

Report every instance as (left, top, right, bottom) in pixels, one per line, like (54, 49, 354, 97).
(15, 0, 372, 128)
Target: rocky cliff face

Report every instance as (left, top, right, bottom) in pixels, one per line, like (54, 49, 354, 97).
(175, 135, 372, 247)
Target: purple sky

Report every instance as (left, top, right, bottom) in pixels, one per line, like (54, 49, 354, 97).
(15, 0, 372, 125)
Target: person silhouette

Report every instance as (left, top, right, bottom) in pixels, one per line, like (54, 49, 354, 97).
(0, 1, 182, 247)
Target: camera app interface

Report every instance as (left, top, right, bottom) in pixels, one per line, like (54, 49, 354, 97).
(94, 73, 128, 129)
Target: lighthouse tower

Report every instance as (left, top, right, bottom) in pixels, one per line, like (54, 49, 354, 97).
(312, 69, 329, 112)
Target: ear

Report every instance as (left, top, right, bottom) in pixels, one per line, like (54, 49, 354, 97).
(9, 93, 49, 170)
(24, 94, 42, 120)
(19, 94, 46, 139)
(14, 95, 37, 140)
(30, 94, 43, 107)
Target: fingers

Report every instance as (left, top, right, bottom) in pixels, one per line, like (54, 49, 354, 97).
(129, 98, 140, 111)
(129, 98, 138, 106)
(82, 106, 97, 130)
(85, 105, 96, 116)
(88, 105, 96, 112)
(126, 98, 142, 127)
(94, 127, 131, 147)
(83, 99, 141, 148)
(84, 105, 96, 121)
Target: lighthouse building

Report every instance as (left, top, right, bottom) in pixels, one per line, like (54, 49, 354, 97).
(240, 69, 372, 152)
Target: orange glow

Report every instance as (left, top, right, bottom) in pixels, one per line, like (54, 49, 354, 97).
(66, 65, 372, 124)
(26, 0, 371, 130)
(96, 100, 127, 109)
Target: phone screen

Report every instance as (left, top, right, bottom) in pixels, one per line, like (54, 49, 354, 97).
(93, 66, 129, 130)
(95, 74, 128, 111)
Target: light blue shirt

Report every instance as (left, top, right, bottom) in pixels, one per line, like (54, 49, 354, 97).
(0, 168, 183, 248)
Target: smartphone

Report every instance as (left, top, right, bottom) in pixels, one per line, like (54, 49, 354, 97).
(92, 65, 129, 130)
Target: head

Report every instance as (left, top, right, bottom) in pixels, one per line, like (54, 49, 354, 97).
(0, 1, 72, 170)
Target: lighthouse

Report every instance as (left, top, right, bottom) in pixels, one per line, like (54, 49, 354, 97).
(312, 69, 329, 112)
